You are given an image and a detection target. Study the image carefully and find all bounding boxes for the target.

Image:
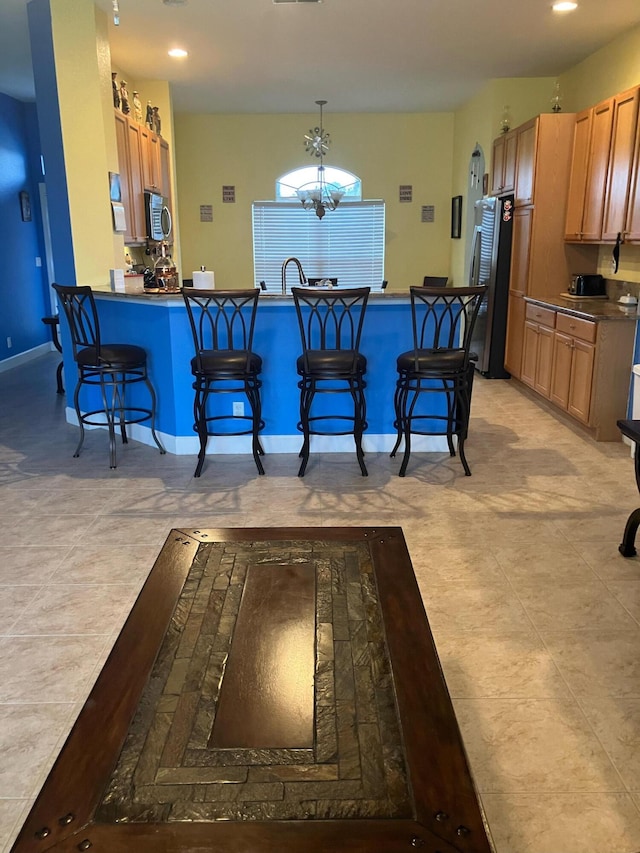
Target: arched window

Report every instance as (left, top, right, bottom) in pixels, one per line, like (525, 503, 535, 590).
(276, 166, 362, 201)
(253, 167, 384, 293)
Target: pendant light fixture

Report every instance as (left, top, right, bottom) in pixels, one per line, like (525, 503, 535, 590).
(297, 100, 344, 220)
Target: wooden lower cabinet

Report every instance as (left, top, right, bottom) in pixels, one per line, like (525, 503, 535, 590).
(550, 332, 595, 423)
(504, 292, 525, 378)
(523, 300, 635, 441)
(521, 303, 555, 397)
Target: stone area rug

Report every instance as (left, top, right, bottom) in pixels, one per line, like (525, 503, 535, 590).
(11, 528, 492, 853)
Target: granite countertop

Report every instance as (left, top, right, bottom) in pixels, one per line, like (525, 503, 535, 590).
(525, 294, 638, 321)
(93, 287, 413, 303)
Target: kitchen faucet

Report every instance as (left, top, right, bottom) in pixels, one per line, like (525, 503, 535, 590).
(281, 257, 307, 295)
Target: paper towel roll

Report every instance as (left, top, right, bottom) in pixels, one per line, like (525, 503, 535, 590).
(192, 271, 215, 289)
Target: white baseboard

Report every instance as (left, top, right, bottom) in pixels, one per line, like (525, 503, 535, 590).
(64, 408, 449, 455)
(0, 343, 52, 373)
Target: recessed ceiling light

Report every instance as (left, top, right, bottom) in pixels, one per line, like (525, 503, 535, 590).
(163, 0, 188, 6)
(168, 48, 188, 58)
(552, 1, 578, 11)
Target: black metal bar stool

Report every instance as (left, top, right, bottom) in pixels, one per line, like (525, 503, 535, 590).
(292, 286, 370, 477)
(390, 285, 486, 477)
(52, 284, 166, 469)
(41, 314, 64, 394)
(617, 418, 640, 557)
(182, 288, 265, 478)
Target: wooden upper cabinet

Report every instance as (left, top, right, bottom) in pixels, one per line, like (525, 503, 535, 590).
(626, 110, 640, 242)
(114, 110, 148, 244)
(491, 130, 517, 195)
(514, 119, 537, 206)
(114, 108, 172, 244)
(125, 118, 145, 242)
(564, 109, 592, 240)
(602, 87, 640, 241)
(113, 111, 134, 243)
(581, 97, 614, 240)
(564, 99, 614, 241)
(140, 127, 162, 192)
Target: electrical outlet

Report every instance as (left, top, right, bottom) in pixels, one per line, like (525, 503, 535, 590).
(232, 401, 244, 417)
(35, 257, 42, 267)
(6, 337, 12, 349)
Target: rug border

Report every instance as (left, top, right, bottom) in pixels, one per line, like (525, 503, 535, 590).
(11, 527, 493, 853)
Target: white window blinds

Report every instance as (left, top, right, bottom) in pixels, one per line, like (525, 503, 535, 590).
(252, 201, 385, 293)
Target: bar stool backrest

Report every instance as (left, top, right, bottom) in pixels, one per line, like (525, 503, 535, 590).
(52, 284, 101, 362)
(410, 285, 487, 366)
(292, 287, 370, 359)
(422, 276, 448, 287)
(182, 288, 260, 371)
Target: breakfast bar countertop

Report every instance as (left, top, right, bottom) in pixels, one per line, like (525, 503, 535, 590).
(525, 294, 639, 321)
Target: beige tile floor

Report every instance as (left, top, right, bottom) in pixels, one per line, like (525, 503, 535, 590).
(2, 352, 640, 853)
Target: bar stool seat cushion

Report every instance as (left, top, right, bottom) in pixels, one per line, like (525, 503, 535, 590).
(297, 350, 366, 376)
(397, 348, 466, 373)
(77, 344, 147, 369)
(192, 350, 262, 376)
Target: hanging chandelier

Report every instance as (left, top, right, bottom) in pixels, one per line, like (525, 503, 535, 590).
(297, 100, 344, 220)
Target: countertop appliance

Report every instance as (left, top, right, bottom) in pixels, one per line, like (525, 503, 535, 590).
(569, 274, 605, 297)
(145, 191, 172, 242)
(468, 195, 514, 378)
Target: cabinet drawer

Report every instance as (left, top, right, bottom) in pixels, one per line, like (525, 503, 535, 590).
(556, 313, 597, 343)
(525, 303, 556, 327)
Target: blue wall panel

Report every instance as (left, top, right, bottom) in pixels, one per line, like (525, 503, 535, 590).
(88, 296, 419, 442)
(0, 93, 49, 360)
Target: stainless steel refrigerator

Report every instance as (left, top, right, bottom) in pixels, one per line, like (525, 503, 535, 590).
(468, 195, 514, 379)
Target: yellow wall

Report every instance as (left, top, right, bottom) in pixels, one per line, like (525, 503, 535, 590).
(559, 26, 640, 113)
(56, 9, 640, 290)
(51, 0, 116, 285)
(174, 112, 454, 291)
(451, 77, 555, 286)
(109, 68, 178, 271)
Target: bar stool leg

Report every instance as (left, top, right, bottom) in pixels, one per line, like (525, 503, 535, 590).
(99, 373, 118, 469)
(619, 509, 640, 557)
(350, 381, 368, 477)
(144, 375, 166, 456)
(297, 378, 314, 477)
(398, 387, 420, 477)
(56, 361, 64, 395)
(390, 379, 405, 458)
(245, 380, 265, 475)
(72, 379, 86, 459)
(193, 384, 209, 478)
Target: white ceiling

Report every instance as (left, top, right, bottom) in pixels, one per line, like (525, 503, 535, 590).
(1, 0, 640, 113)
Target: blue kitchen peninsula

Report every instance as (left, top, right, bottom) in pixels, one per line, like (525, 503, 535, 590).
(58, 290, 451, 458)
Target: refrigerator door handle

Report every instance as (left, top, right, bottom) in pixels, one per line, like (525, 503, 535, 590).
(470, 224, 482, 286)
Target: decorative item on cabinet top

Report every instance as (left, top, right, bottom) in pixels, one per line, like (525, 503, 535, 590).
(500, 105, 511, 134)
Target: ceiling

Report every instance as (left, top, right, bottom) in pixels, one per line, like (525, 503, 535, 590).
(2, 0, 640, 113)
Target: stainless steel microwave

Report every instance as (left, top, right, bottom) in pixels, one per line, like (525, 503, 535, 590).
(144, 191, 172, 242)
